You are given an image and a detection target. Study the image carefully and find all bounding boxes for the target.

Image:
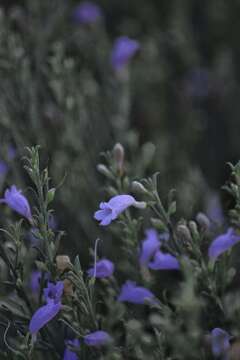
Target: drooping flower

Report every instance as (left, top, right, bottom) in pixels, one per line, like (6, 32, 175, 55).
(73, 2, 103, 24)
(63, 339, 80, 360)
(139, 229, 161, 265)
(84, 330, 112, 347)
(87, 259, 114, 278)
(211, 328, 231, 358)
(94, 194, 146, 226)
(118, 281, 155, 305)
(208, 228, 240, 259)
(29, 281, 64, 334)
(29, 301, 61, 335)
(0, 185, 32, 220)
(148, 251, 180, 270)
(111, 36, 140, 71)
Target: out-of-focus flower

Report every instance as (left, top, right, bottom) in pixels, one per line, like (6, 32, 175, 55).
(111, 36, 140, 71)
(0, 161, 8, 178)
(206, 192, 224, 225)
(87, 259, 114, 278)
(63, 339, 80, 360)
(30, 271, 41, 294)
(0, 185, 32, 220)
(94, 195, 146, 226)
(208, 228, 240, 259)
(7, 145, 17, 160)
(73, 2, 103, 24)
(29, 281, 64, 334)
(139, 229, 160, 265)
(185, 67, 210, 99)
(84, 330, 112, 347)
(211, 328, 231, 358)
(148, 251, 180, 270)
(43, 281, 64, 303)
(118, 281, 155, 304)
(48, 213, 58, 230)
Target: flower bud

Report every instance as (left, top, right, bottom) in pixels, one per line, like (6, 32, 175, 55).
(132, 181, 148, 195)
(176, 224, 192, 242)
(63, 279, 74, 297)
(97, 164, 113, 179)
(189, 221, 199, 239)
(113, 143, 125, 175)
(133, 201, 147, 210)
(196, 212, 210, 232)
(56, 255, 72, 273)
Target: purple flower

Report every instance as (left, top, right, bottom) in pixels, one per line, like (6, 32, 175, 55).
(148, 251, 180, 270)
(111, 36, 140, 71)
(139, 229, 161, 265)
(211, 328, 231, 358)
(0, 161, 8, 177)
(118, 281, 155, 305)
(87, 259, 114, 278)
(64, 339, 80, 360)
(84, 330, 112, 347)
(29, 300, 61, 335)
(29, 281, 64, 334)
(94, 194, 145, 226)
(73, 2, 102, 24)
(43, 281, 64, 303)
(208, 228, 240, 259)
(206, 192, 224, 225)
(0, 185, 32, 220)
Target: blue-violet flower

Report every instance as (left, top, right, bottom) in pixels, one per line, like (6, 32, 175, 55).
(148, 251, 180, 270)
(208, 228, 240, 259)
(73, 2, 102, 24)
(139, 229, 161, 265)
(94, 194, 145, 226)
(0, 185, 32, 220)
(211, 328, 231, 358)
(118, 281, 155, 304)
(111, 36, 140, 71)
(84, 330, 112, 347)
(87, 259, 114, 278)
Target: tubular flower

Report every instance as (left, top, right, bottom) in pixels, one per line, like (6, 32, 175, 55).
(87, 259, 114, 278)
(29, 281, 64, 335)
(148, 251, 180, 270)
(0, 185, 32, 220)
(94, 194, 146, 226)
(139, 229, 161, 265)
(118, 281, 155, 305)
(208, 228, 240, 259)
(111, 36, 140, 71)
(84, 330, 112, 347)
(73, 2, 102, 24)
(211, 328, 231, 358)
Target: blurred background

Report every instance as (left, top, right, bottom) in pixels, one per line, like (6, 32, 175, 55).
(0, 0, 239, 263)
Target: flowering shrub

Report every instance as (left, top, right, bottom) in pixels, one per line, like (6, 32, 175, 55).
(0, 145, 239, 359)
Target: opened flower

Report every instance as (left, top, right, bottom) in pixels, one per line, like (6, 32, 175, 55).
(118, 281, 155, 304)
(94, 194, 146, 226)
(148, 251, 179, 270)
(208, 228, 240, 259)
(111, 36, 140, 71)
(73, 2, 102, 24)
(87, 259, 114, 278)
(84, 330, 112, 347)
(29, 281, 64, 334)
(139, 229, 161, 265)
(64, 339, 80, 360)
(0, 185, 32, 220)
(211, 328, 231, 358)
